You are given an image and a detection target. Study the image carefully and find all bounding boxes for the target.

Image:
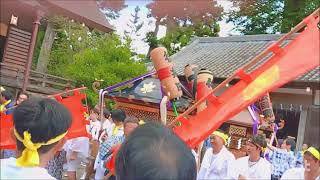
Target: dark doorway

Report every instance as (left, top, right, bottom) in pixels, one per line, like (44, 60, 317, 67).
(0, 35, 6, 62)
(274, 107, 301, 139)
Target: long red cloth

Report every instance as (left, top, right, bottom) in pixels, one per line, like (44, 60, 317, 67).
(173, 14, 320, 149)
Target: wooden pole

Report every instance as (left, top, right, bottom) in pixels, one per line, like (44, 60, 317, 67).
(22, 11, 43, 92)
(47, 86, 87, 98)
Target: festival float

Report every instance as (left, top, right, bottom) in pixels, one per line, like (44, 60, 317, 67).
(98, 8, 319, 158)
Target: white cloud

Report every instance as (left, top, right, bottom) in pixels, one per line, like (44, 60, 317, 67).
(157, 25, 166, 39)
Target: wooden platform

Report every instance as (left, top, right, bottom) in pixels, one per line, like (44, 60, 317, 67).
(0, 63, 75, 95)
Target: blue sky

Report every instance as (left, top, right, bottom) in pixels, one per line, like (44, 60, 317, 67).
(105, 0, 238, 54)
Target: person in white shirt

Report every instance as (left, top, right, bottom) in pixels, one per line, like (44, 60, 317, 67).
(82, 107, 104, 180)
(281, 146, 320, 180)
(231, 134, 271, 180)
(94, 109, 126, 180)
(0, 98, 72, 179)
(99, 108, 114, 142)
(198, 129, 235, 180)
(86, 108, 102, 141)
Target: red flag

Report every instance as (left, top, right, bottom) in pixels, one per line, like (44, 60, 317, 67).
(173, 11, 320, 148)
(0, 113, 15, 150)
(0, 90, 89, 150)
(54, 90, 90, 139)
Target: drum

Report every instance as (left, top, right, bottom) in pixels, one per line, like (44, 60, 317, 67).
(196, 68, 214, 112)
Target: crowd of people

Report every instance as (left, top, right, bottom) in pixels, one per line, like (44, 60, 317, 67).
(0, 88, 319, 180)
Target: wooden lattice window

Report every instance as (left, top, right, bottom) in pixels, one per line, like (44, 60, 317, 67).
(229, 125, 247, 137)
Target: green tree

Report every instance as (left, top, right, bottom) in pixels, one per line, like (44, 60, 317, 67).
(281, 0, 319, 32)
(145, 0, 223, 57)
(147, 21, 220, 56)
(125, 6, 145, 55)
(227, 0, 319, 34)
(48, 16, 147, 105)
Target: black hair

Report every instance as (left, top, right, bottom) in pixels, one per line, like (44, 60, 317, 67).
(216, 128, 227, 135)
(17, 91, 29, 98)
(91, 107, 100, 115)
(13, 98, 72, 154)
(111, 109, 126, 123)
(124, 116, 140, 126)
(103, 108, 111, 119)
(250, 134, 267, 149)
(285, 137, 296, 151)
(1, 90, 13, 101)
(116, 122, 197, 180)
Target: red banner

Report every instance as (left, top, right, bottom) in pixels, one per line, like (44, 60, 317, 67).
(54, 90, 90, 139)
(0, 113, 15, 150)
(173, 13, 320, 148)
(0, 90, 89, 150)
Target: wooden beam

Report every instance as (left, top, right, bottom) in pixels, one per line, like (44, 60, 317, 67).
(296, 108, 307, 151)
(22, 11, 43, 91)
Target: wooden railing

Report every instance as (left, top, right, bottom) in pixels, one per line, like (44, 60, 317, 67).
(0, 63, 75, 94)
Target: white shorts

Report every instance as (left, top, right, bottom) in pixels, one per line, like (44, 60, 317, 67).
(94, 154, 106, 180)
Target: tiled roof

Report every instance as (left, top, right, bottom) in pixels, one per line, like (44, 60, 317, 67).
(171, 34, 319, 82)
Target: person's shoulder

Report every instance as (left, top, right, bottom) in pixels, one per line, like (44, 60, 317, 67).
(236, 156, 249, 162)
(260, 157, 271, 166)
(28, 167, 56, 180)
(236, 156, 249, 163)
(0, 157, 16, 166)
(108, 134, 124, 142)
(281, 168, 304, 179)
(0, 158, 55, 180)
(225, 148, 236, 160)
(204, 147, 213, 155)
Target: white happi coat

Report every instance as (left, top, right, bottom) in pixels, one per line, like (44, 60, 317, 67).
(197, 146, 235, 180)
(281, 168, 320, 180)
(231, 156, 272, 180)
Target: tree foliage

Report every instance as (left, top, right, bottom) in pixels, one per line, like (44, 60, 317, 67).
(227, 0, 319, 34)
(125, 6, 144, 37)
(125, 6, 146, 54)
(281, 0, 319, 32)
(145, 0, 223, 57)
(158, 22, 220, 56)
(97, 0, 127, 20)
(147, 0, 223, 29)
(48, 16, 147, 105)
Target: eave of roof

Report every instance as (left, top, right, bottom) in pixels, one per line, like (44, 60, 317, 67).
(39, 0, 114, 32)
(1, 0, 114, 33)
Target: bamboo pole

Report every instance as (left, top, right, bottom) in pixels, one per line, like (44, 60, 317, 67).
(47, 86, 87, 98)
